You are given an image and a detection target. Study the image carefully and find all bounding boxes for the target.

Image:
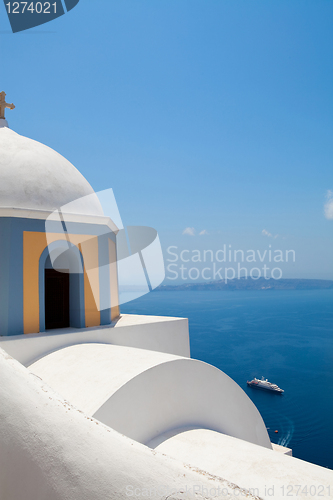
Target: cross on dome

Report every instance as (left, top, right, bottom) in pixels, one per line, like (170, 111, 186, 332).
(0, 92, 15, 120)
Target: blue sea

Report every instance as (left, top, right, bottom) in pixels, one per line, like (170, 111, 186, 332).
(122, 289, 333, 470)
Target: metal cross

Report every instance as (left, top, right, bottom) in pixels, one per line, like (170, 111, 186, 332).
(0, 92, 15, 120)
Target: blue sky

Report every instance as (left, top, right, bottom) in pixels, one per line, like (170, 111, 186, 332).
(1, 0, 332, 280)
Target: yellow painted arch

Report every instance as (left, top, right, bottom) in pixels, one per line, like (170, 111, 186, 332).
(23, 232, 101, 334)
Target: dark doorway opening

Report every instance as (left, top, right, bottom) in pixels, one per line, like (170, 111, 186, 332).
(45, 269, 70, 330)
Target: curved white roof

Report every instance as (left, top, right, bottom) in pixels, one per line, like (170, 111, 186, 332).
(29, 343, 272, 449)
(0, 126, 103, 216)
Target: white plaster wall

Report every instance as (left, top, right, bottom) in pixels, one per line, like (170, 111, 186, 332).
(153, 429, 333, 499)
(0, 348, 261, 500)
(0, 207, 118, 232)
(29, 343, 181, 415)
(272, 443, 292, 456)
(0, 314, 190, 366)
(94, 356, 272, 448)
(114, 314, 190, 357)
(29, 343, 271, 449)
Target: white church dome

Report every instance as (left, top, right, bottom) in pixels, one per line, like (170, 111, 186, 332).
(0, 125, 103, 216)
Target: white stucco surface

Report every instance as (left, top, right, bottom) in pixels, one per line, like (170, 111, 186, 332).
(152, 429, 333, 499)
(0, 127, 103, 215)
(0, 314, 190, 365)
(272, 443, 292, 456)
(0, 206, 118, 231)
(29, 343, 180, 415)
(0, 348, 262, 500)
(29, 343, 271, 449)
(94, 355, 272, 448)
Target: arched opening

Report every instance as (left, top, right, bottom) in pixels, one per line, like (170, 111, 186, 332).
(39, 241, 85, 332)
(45, 269, 70, 330)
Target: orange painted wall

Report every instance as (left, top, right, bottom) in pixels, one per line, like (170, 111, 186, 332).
(23, 232, 101, 334)
(79, 238, 100, 328)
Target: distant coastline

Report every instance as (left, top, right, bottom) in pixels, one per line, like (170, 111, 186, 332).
(156, 278, 333, 291)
